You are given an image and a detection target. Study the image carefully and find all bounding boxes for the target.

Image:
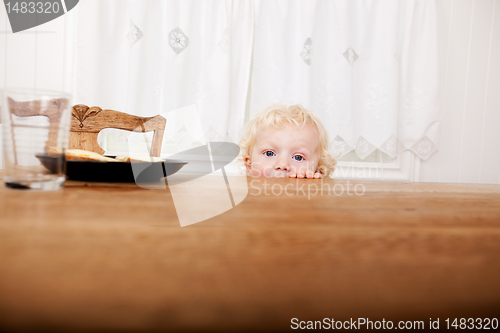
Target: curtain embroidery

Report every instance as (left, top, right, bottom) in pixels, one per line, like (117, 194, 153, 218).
(343, 47, 359, 66)
(300, 38, 312, 65)
(127, 20, 143, 47)
(218, 28, 230, 56)
(169, 27, 189, 54)
(366, 83, 389, 120)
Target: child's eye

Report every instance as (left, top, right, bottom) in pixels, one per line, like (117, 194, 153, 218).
(293, 155, 304, 161)
(264, 151, 275, 157)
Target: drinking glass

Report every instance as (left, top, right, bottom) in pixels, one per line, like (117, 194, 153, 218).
(1, 88, 72, 190)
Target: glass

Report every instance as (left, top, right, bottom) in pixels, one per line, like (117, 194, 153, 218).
(1, 88, 72, 190)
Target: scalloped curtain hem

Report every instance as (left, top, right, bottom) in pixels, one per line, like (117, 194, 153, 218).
(330, 134, 438, 161)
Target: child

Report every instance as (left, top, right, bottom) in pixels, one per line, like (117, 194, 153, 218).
(239, 103, 337, 178)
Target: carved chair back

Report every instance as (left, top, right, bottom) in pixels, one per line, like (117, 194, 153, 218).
(71, 104, 166, 157)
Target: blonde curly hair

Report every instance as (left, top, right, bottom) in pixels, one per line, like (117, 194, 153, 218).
(238, 103, 337, 178)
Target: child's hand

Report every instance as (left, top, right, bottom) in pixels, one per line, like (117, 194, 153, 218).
(288, 169, 322, 179)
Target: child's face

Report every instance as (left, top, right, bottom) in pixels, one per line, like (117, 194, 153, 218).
(246, 123, 321, 178)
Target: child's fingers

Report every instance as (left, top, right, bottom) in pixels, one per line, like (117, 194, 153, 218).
(314, 172, 322, 179)
(297, 171, 305, 178)
(289, 172, 296, 178)
(306, 171, 314, 179)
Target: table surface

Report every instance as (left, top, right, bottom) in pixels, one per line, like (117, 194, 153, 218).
(1, 175, 500, 332)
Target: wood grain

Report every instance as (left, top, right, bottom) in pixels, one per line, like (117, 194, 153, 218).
(0, 176, 499, 332)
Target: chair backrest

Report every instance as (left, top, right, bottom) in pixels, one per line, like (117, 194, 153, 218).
(5, 97, 69, 152)
(71, 104, 166, 157)
(3, 99, 166, 157)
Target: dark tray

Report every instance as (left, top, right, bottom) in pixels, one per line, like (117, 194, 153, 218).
(36, 154, 187, 183)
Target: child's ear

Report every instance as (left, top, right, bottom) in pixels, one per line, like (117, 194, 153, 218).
(244, 155, 251, 171)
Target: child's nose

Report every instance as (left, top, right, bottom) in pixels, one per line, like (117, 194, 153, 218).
(274, 156, 290, 171)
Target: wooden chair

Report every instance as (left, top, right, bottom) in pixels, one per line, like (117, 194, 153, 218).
(4, 98, 166, 157)
(71, 104, 166, 157)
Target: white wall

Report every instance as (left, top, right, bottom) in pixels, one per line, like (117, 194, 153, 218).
(1, 1, 499, 184)
(419, 0, 500, 184)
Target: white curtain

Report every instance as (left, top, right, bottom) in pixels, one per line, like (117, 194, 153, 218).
(74, 0, 439, 160)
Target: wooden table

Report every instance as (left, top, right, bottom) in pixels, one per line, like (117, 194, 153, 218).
(1, 175, 499, 332)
